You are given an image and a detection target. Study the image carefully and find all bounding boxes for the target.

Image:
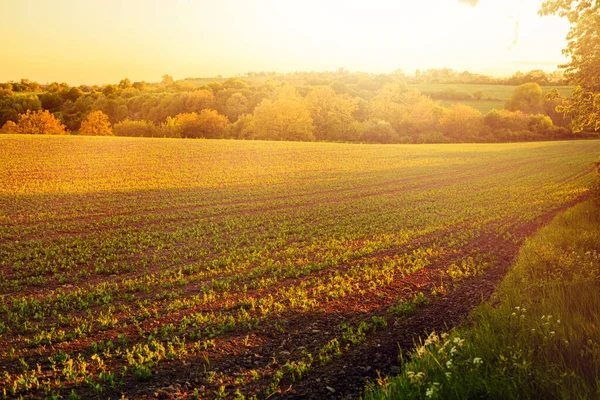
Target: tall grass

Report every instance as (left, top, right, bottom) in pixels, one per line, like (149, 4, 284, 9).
(364, 195, 600, 399)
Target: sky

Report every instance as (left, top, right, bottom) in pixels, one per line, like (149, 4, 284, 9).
(0, 0, 571, 85)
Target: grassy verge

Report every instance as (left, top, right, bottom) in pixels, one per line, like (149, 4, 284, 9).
(364, 194, 600, 399)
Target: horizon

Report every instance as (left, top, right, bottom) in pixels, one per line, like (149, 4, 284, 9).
(0, 0, 570, 86)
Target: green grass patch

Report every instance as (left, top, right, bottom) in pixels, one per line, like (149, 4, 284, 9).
(436, 99, 506, 114)
(364, 194, 600, 399)
(409, 83, 573, 101)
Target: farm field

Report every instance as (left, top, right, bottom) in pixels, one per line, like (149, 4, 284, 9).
(0, 136, 599, 399)
(409, 83, 574, 114)
(408, 83, 573, 100)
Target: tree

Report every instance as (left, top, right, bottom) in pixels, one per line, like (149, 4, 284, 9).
(113, 119, 159, 137)
(359, 119, 398, 143)
(1, 109, 68, 135)
(251, 90, 314, 141)
(440, 104, 483, 141)
(505, 83, 544, 114)
(79, 110, 113, 136)
(540, 0, 600, 131)
(305, 87, 358, 141)
(193, 109, 229, 138)
(226, 114, 255, 139)
(0, 93, 42, 126)
(369, 84, 441, 137)
(174, 109, 229, 138)
(161, 74, 175, 88)
(118, 78, 132, 90)
(102, 84, 118, 98)
(225, 93, 249, 121)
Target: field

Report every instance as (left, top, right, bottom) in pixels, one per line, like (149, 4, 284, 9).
(409, 83, 574, 114)
(408, 83, 573, 100)
(1, 135, 599, 399)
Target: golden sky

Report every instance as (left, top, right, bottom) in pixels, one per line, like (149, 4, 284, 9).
(0, 0, 570, 85)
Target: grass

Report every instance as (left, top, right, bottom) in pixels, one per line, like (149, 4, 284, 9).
(0, 135, 598, 398)
(411, 84, 574, 114)
(409, 83, 573, 101)
(436, 99, 506, 114)
(363, 194, 600, 400)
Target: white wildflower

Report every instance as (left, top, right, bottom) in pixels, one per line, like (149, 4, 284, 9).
(473, 357, 483, 365)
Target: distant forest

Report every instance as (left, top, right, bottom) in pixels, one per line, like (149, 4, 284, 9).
(1, 68, 594, 143)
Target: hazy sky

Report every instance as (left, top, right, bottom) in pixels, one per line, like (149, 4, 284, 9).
(0, 0, 570, 85)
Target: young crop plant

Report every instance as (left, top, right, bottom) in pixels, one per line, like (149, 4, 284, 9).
(388, 292, 431, 320)
(1, 137, 599, 398)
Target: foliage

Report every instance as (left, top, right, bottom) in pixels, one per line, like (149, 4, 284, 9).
(440, 104, 483, 141)
(540, 0, 600, 132)
(174, 109, 229, 139)
(0, 68, 586, 143)
(113, 119, 160, 138)
(79, 111, 113, 136)
(251, 94, 314, 141)
(505, 82, 544, 115)
(305, 87, 358, 141)
(0, 109, 67, 135)
(359, 119, 398, 143)
(364, 197, 600, 399)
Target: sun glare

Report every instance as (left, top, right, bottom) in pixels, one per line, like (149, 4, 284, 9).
(0, 0, 569, 84)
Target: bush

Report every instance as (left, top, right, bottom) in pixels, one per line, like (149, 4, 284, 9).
(414, 131, 450, 144)
(0, 110, 68, 135)
(359, 119, 398, 143)
(80, 111, 112, 136)
(175, 109, 229, 139)
(113, 119, 160, 137)
(439, 104, 483, 142)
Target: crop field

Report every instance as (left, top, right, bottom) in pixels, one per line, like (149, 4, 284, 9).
(0, 135, 599, 399)
(410, 84, 574, 114)
(408, 83, 573, 101)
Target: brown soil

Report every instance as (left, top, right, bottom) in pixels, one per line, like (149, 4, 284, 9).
(1, 194, 590, 400)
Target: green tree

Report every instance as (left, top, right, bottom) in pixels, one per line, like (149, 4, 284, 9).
(540, 0, 600, 131)
(251, 90, 314, 141)
(225, 92, 248, 121)
(113, 119, 159, 137)
(359, 119, 398, 143)
(505, 83, 544, 114)
(161, 74, 175, 88)
(174, 109, 229, 138)
(440, 104, 483, 142)
(305, 87, 358, 141)
(119, 78, 132, 90)
(369, 84, 441, 137)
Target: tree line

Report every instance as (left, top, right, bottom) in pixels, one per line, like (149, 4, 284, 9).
(0, 69, 590, 143)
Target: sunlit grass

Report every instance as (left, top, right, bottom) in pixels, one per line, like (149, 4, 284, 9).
(364, 196, 600, 399)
